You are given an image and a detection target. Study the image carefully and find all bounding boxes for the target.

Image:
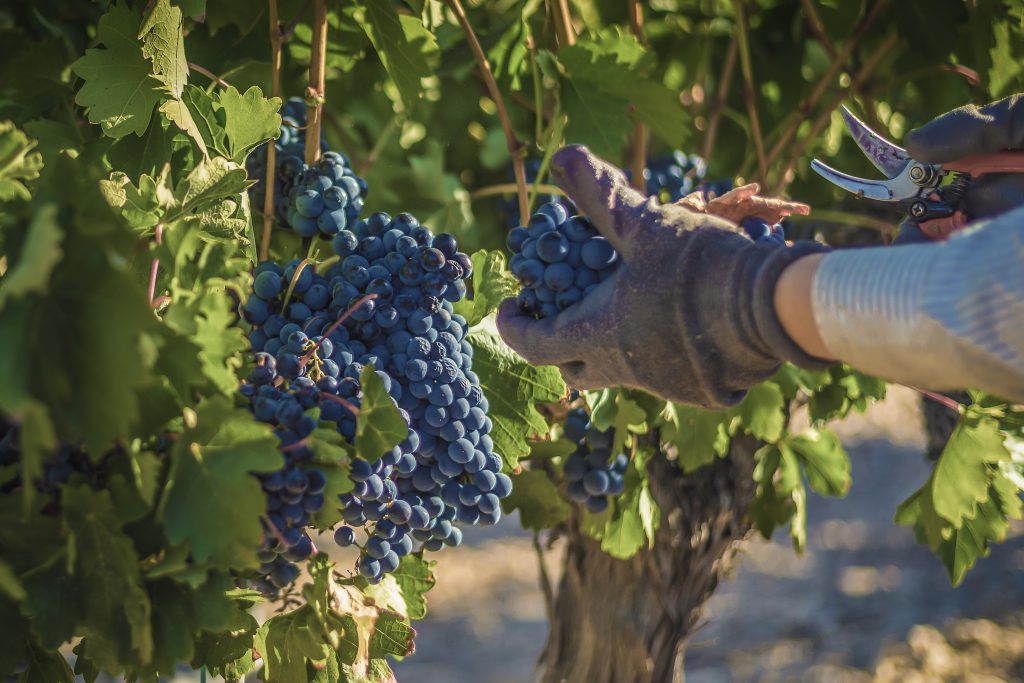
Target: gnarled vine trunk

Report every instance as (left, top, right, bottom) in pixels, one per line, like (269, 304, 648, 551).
(537, 436, 759, 683)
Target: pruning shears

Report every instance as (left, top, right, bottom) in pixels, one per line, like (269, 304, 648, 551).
(811, 106, 1024, 240)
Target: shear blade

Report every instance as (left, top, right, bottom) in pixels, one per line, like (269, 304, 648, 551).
(839, 105, 911, 178)
(810, 159, 899, 201)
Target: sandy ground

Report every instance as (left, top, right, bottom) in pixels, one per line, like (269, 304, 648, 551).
(102, 387, 1024, 682)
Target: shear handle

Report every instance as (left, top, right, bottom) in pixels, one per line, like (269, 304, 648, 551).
(943, 151, 1024, 176)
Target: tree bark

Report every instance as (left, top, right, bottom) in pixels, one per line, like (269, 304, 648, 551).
(537, 436, 759, 683)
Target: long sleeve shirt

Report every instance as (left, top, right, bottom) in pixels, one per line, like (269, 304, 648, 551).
(811, 206, 1024, 401)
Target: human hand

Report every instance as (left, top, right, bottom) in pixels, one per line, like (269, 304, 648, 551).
(897, 94, 1024, 242)
(496, 145, 831, 408)
(677, 183, 810, 225)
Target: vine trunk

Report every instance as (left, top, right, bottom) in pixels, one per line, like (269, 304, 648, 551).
(536, 436, 759, 683)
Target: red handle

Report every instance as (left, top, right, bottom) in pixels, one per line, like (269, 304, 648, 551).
(943, 151, 1024, 175)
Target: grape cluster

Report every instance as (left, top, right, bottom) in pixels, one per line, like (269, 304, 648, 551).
(284, 151, 368, 238)
(507, 202, 620, 319)
(739, 216, 787, 247)
(247, 97, 330, 222)
(497, 159, 575, 228)
(0, 420, 107, 508)
(242, 211, 512, 588)
(645, 150, 733, 203)
(560, 409, 628, 513)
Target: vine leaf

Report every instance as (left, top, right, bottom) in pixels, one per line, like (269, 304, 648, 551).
(468, 331, 566, 469)
(503, 469, 570, 531)
(61, 486, 154, 671)
(583, 447, 660, 559)
(0, 204, 63, 308)
(658, 402, 731, 473)
(0, 121, 43, 202)
(453, 250, 519, 327)
(559, 30, 689, 156)
(355, 366, 408, 462)
(895, 414, 1021, 584)
(388, 555, 436, 621)
(20, 642, 75, 683)
(730, 381, 785, 443)
(182, 84, 282, 163)
(158, 396, 282, 569)
(786, 428, 850, 498)
(139, 0, 188, 98)
(71, 3, 163, 138)
(749, 443, 807, 551)
(354, 1, 440, 111)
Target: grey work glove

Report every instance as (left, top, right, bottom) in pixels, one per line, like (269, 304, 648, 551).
(496, 145, 832, 409)
(897, 94, 1024, 242)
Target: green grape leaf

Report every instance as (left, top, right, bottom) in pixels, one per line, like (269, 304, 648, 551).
(488, 11, 530, 90)
(0, 121, 43, 202)
(502, 468, 570, 530)
(527, 438, 577, 460)
(19, 642, 74, 683)
(771, 363, 832, 400)
(389, 555, 436, 621)
(658, 403, 731, 473)
(182, 85, 282, 163)
(453, 250, 519, 327)
(355, 1, 440, 111)
(931, 416, 1008, 526)
(16, 401, 57, 515)
(559, 29, 688, 155)
(368, 612, 415, 659)
(158, 99, 207, 156)
(99, 169, 172, 231)
(730, 381, 785, 443)
(158, 397, 283, 568)
(787, 428, 850, 498)
(584, 447, 659, 559)
(71, 3, 163, 138)
(0, 203, 63, 308)
(256, 606, 334, 683)
(139, 0, 188, 98)
(748, 444, 807, 550)
(355, 366, 408, 462)
(468, 331, 566, 469)
(61, 486, 154, 671)
(0, 559, 26, 603)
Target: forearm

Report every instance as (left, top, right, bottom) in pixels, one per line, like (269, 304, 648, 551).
(775, 213, 1024, 401)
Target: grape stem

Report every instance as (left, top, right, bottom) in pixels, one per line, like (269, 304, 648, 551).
(627, 0, 647, 194)
(701, 37, 737, 164)
(301, 293, 380, 366)
(319, 392, 361, 417)
(799, 0, 838, 60)
(731, 0, 767, 185)
(187, 62, 230, 90)
(914, 388, 964, 415)
(548, 0, 576, 48)
(147, 223, 164, 307)
(303, 0, 328, 166)
(260, 0, 283, 262)
(760, 0, 892, 179)
(261, 514, 290, 549)
(445, 0, 530, 225)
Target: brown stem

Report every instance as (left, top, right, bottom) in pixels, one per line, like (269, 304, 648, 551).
(280, 0, 313, 43)
(701, 37, 738, 164)
(147, 223, 164, 306)
(799, 0, 837, 59)
(732, 0, 767, 184)
(446, 0, 529, 224)
(319, 392, 361, 417)
(763, 0, 892, 172)
(548, 0, 576, 48)
(470, 182, 565, 200)
(305, 293, 380, 365)
(627, 0, 648, 192)
(304, 0, 328, 166)
(914, 388, 964, 414)
(773, 31, 898, 193)
(187, 62, 231, 89)
(260, 0, 282, 262)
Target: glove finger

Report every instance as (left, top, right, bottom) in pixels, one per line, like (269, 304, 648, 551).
(550, 144, 650, 257)
(904, 94, 1024, 163)
(961, 173, 1024, 220)
(495, 299, 577, 366)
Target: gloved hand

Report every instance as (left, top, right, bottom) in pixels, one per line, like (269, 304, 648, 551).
(897, 94, 1024, 242)
(496, 145, 832, 409)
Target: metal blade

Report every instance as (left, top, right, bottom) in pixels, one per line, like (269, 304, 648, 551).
(839, 105, 911, 178)
(810, 159, 902, 201)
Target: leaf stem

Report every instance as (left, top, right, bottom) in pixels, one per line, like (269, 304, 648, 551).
(549, 0, 576, 48)
(762, 0, 892, 176)
(701, 37, 738, 163)
(303, 0, 328, 166)
(627, 0, 648, 193)
(799, 0, 837, 59)
(914, 388, 964, 414)
(445, 0, 529, 226)
(187, 62, 231, 89)
(147, 223, 164, 307)
(320, 392, 361, 417)
(732, 0, 767, 185)
(260, 0, 283, 262)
